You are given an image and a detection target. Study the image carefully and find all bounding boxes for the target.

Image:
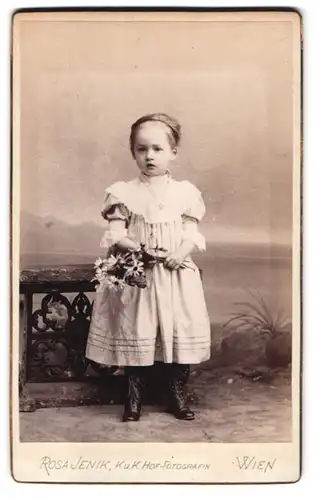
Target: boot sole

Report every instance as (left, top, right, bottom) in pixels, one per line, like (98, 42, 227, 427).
(122, 415, 141, 422)
(174, 414, 195, 421)
(165, 408, 195, 420)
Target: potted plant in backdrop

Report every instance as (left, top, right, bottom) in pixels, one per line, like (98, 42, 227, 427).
(221, 289, 292, 373)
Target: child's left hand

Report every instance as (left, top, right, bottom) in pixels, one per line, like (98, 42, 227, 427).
(164, 251, 186, 270)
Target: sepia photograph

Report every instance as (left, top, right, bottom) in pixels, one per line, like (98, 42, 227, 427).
(11, 9, 301, 483)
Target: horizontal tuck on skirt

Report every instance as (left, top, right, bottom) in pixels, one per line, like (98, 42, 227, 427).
(86, 264, 211, 367)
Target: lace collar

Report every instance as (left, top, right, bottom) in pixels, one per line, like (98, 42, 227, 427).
(139, 171, 171, 186)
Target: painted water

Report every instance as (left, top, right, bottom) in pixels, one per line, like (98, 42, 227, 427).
(22, 244, 292, 325)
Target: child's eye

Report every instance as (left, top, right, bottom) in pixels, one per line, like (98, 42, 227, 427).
(153, 146, 163, 152)
(136, 147, 146, 152)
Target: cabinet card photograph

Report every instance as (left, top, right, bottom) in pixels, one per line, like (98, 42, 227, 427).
(11, 9, 302, 484)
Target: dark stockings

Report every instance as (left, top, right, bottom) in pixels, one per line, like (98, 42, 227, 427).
(166, 363, 195, 420)
(122, 363, 195, 422)
(122, 366, 147, 422)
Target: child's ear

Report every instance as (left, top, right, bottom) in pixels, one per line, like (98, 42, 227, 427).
(172, 147, 178, 157)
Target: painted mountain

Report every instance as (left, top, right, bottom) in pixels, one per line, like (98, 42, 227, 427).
(19, 211, 292, 269)
(20, 211, 105, 267)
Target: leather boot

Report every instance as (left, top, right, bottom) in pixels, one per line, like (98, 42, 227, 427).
(122, 366, 146, 422)
(166, 363, 195, 420)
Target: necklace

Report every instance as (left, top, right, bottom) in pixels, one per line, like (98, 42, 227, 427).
(140, 172, 171, 210)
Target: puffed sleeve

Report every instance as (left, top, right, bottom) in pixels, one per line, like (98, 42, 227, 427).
(101, 191, 129, 221)
(181, 182, 206, 252)
(100, 190, 130, 249)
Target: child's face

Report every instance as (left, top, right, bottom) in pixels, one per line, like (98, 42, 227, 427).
(132, 122, 177, 176)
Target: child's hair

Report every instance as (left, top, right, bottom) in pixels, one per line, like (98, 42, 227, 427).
(129, 113, 181, 157)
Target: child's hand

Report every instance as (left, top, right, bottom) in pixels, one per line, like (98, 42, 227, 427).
(164, 251, 186, 271)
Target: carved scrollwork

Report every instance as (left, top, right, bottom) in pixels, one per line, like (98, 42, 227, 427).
(32, 293, 72, 332)
(42, 293, 72, 330)
(32, 309, 48, 332)
(71, 292, 92, 319)
(31, 339, 70, 377)
(28, 291, 108, 381)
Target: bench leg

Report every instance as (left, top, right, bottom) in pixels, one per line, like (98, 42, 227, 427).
(19, 295, 36, 412)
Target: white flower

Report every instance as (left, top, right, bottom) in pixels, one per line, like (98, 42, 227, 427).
(94, 257, 104, 268)
(95, 268, 104, 280)
(125, 259, 145, 277)
(106, 255, 119, 268)
(106, 276, 126, 290)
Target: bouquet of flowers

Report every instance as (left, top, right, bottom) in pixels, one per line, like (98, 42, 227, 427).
(92, 244, 192, 290)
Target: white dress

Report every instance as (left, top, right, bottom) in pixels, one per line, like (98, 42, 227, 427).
(85, 173, 211, 366)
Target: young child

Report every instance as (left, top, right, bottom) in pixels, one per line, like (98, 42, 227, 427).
(86, 113, 211, 422)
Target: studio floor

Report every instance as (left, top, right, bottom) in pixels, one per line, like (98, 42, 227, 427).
(20, 367, 292, 443)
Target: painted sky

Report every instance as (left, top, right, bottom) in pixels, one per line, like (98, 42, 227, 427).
(18, 14, 294, 245)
